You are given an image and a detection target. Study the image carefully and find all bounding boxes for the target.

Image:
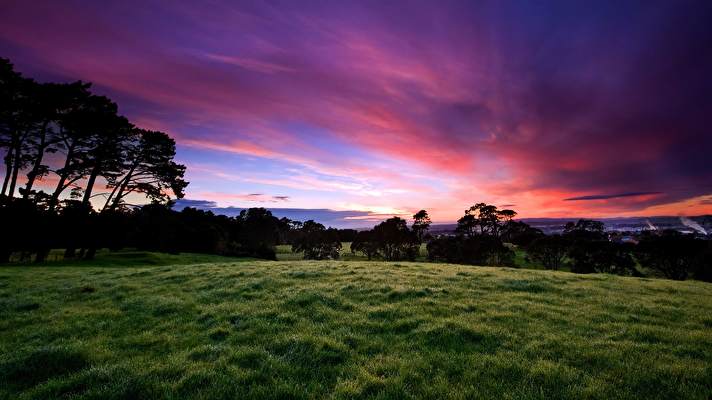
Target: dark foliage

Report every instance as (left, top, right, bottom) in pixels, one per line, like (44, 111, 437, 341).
(527, 235, 569, 270)
(350, 230, 380, 260)
(292, 220, 342, 260)
(412, 209, 431, 243)
(427, 235, 514, 267)
(350, 217, 420, 261)
(567, 241, 638, 276)
(636, 230, 708, 280)
(562, 219, 639, 276)
(500, 220, 544, 246)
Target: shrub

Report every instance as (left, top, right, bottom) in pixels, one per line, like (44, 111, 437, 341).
(527, 235, 569, 270)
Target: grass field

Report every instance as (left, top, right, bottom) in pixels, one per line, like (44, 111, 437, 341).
(1, 256, 711, 399)
(277, 243, 429, 262)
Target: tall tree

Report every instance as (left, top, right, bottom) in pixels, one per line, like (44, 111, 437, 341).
(102, 129, 187, 211)
(77, 95, 132, 208)
(412, 209, 431, 243)
(0, 59, 36, 198)
(456, 203, 502, 237)
(46, 82, 95, 210)
(21, 83, 70, 199)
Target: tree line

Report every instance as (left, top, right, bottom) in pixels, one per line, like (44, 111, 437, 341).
(1, 57, 709, 282)
(0, 58, 190, 260)
(344, 204, 711, 282)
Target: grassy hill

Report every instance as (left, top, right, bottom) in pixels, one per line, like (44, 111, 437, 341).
(1, 258, 711, 399)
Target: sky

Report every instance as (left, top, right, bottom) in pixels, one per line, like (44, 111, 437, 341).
(1, 0, 712, 227)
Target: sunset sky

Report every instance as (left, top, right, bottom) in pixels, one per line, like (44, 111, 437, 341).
(2, 0, 711, 226)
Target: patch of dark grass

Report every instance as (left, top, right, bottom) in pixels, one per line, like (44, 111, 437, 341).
(188, 344, 227, 362)
(286, 271, 325, 279)
(421, 323, 501, 353)
(270, 335, 350, 367)
(14, 301, 41, 311)
(286, 291, 354, 311)
(208, 327, 229, 341)
(0, 345, 91, 389)
(230, 348, 268, 369)
(79, 285, 96, 293)
(497, 279, 559, 293)
(386, 287, 433, 301)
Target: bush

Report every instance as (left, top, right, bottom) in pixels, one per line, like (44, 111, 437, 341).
(636, 230, 707, 280)
(527, 235, 569, 270)
(292, 220, 341, 260)
(427, 235, 514, 267)
(568, 241, 638, 276)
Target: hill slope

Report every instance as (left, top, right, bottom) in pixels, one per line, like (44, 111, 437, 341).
(1, 260, 711, 399)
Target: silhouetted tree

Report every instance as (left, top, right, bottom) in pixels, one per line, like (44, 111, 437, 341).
(371, 217, 420, 261)
(236, 208, 279, 260)
(636, 230, 707, 280)
(292, 220, 341, 260)
(563, 219, 606, 241)
(500, 220, 544, 246)
(527, 235, 569, 270)
(412, 209, 431, 243)
(0, 59, 36, 198)
(456, 203, 509, 237)
(427, 235, 514, 266)
(351, 230, 380, 260)
(102, 129, 187, 212)
(77, 95, 132, 207)
(693, 241, 712, 282)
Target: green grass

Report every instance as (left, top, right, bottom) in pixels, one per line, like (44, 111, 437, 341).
(6, 250, 252, 267)
(1, 259, 711, 399)
(277, 242, 429, 262)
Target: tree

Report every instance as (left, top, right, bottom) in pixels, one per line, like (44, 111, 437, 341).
(455, 213, 477, 237)
(498, 209, 517, 223)
(566, 240, 638, 275)
(236, 208, 279, 260)
(102, 129, 187, 212)
(456, 203, 506, 237)
(427, 235, 514, 266)
(45, 82, 97, 211)
(292, 220, 341, 260)
(527, 235, 569, 270)
(21, 82, 86, 200)
(500, 220, 544, 246)
(371, 217, 420, 261)
(351, 230, 380, 260)
(636, 230, 706, 280)
(76, 95, 133, 208)
(563, 219, 606, 241)
(412, 209, 431, 243)
(0, 59, 36, 198)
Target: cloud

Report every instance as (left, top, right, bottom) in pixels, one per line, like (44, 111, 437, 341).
(174, 199, 218, 208)
(2, 1, 711, 219)
(194, 192, 291, 203)
(564, 192, 663, 201)
(173, 198, 392, 228)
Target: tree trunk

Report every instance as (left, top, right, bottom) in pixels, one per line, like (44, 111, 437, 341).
(48, 146, 75, 211)
(7, 144, 22, 198)
(102, 163, 135, 212)
(1, 152, 11, 197)
(23, 123, 49, 199)
(82, 164, 100, 208)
